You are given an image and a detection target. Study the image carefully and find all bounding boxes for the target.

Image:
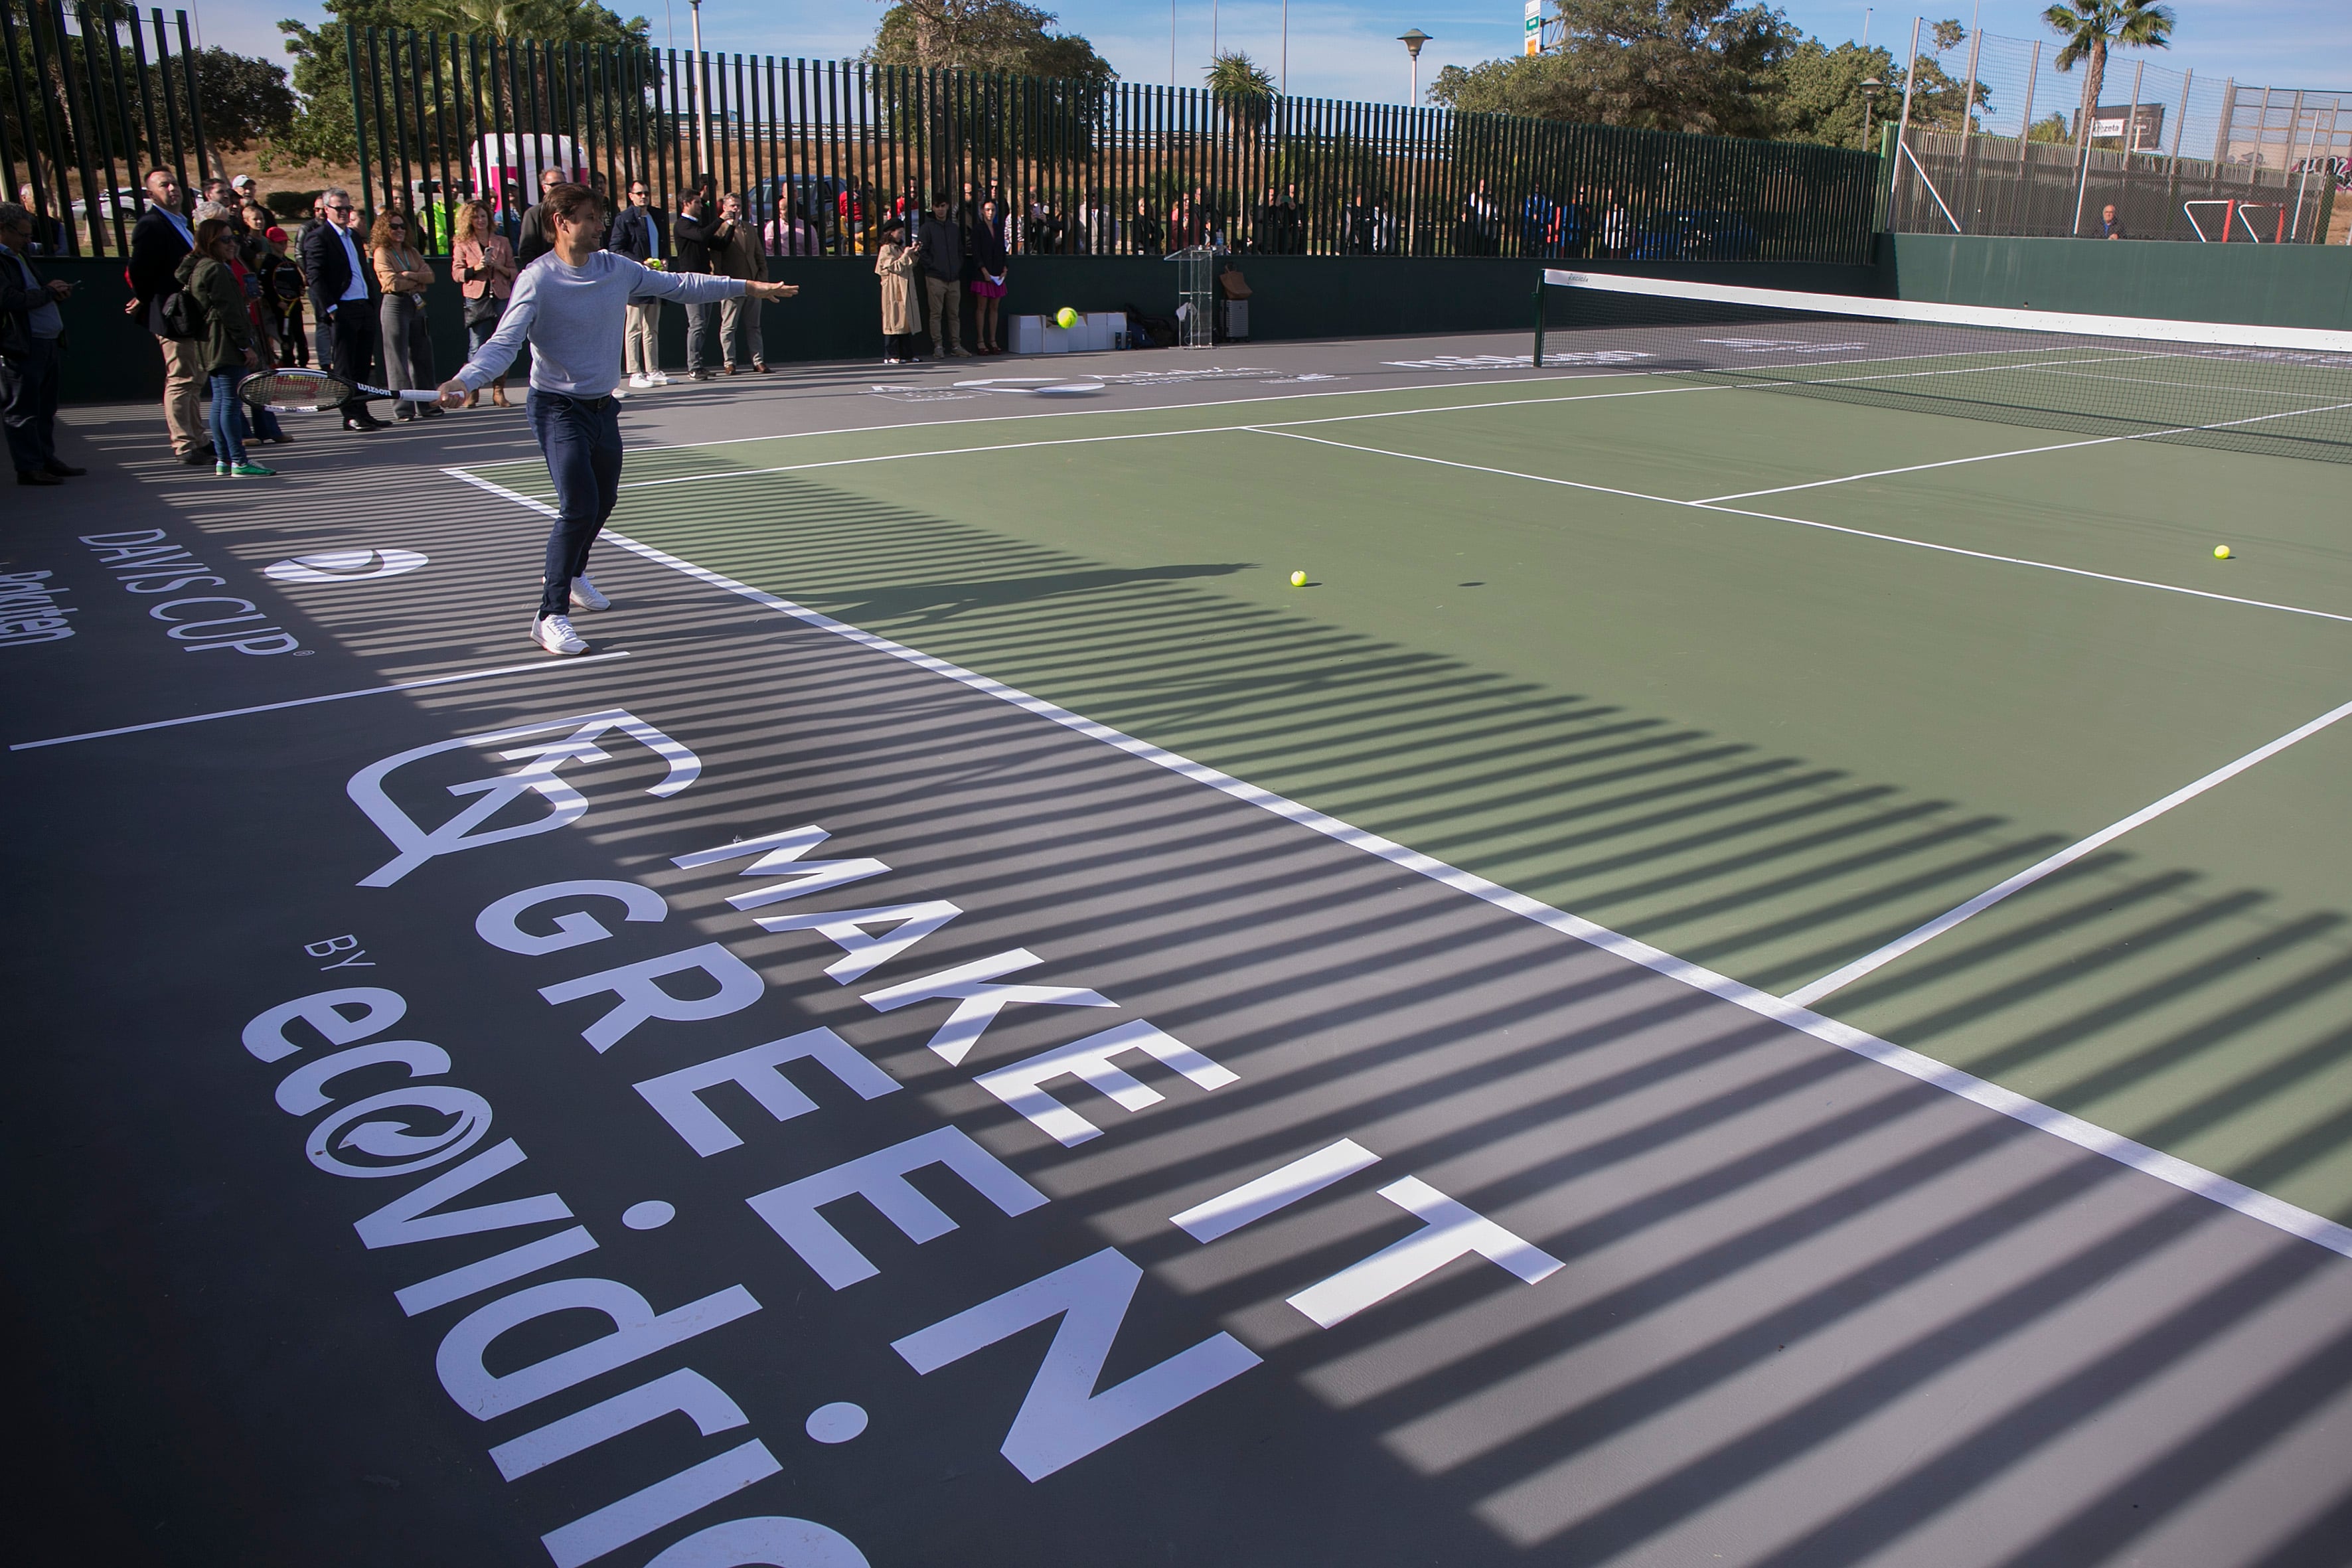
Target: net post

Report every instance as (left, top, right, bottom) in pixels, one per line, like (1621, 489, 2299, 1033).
(1531, 272, 1546, 369)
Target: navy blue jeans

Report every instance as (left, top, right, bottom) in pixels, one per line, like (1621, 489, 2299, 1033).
(528, 388, 623, 617)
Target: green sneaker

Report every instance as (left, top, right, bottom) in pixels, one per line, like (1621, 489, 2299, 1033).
(215, 461, 232, 476)
(229, 461, 278, 477)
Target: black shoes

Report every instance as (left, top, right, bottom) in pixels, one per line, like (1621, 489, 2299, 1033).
(44, 461, 86, 477)
(17, 469, 62, 486)
(180, 445, 216, 465)
(345, 413, 388, 431)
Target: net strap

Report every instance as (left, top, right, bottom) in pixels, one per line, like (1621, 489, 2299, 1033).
(1541, 270, 2352, 356)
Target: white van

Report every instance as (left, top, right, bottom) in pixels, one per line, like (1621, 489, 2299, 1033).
(469, 135, 583, 210)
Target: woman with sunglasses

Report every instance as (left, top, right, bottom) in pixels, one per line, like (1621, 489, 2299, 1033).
(370, 211, 442, 420)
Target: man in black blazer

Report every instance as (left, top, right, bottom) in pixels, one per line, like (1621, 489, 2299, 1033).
(300, 187, 386, 430)
(124, 167, 208, 462)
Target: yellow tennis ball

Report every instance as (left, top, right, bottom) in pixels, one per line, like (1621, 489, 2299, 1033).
(1056, 307, 1078, 329)
(1289, 570, 1307, 588)
(2213, 544, 2232, 560)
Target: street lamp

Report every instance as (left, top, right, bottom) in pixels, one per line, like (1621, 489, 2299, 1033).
(1399, 29, 1431, 106)
(1859, 76, 1885, 153)
(689, 0, 710, 181)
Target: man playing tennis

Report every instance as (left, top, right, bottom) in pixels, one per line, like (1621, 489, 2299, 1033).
(437, 180, 799, 655)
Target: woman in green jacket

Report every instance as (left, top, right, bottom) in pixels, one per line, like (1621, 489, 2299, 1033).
(174, 217, 273, 476)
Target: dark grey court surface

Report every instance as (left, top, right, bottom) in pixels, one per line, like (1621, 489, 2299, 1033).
(8, 338, 2352, 1568)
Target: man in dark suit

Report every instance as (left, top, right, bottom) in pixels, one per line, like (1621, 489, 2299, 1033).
(300, 187, 386, 430)
(516, 167, 564, 267)
(124, 167, 209, 462)
(1, 200, 81, 485)
(669, 183, 722, 379)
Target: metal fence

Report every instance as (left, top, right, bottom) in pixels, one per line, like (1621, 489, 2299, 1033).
(1893, 127, 2333, 243)
(1889, 20, 2347, 241)
(0, 1, 210, 256)
(331, 25, 1882, 265)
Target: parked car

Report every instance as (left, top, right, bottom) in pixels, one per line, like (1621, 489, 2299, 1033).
(750, 173, 864, 254)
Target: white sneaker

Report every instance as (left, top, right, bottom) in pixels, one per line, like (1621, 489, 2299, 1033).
(530, 613, 588, 655)
(648, 372, 672, 386)
(612, 385, 630, 400)
(569, 574, 611, 612)
(629, 373, 654, 389)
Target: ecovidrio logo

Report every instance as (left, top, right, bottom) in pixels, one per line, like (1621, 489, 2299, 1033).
(264, 548, 429, 584)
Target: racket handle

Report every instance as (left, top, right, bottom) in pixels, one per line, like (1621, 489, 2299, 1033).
(396, 390, 442, 402)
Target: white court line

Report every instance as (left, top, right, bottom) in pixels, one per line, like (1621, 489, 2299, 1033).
(1699, 394, 2352, 503)
(1782, 694, 2352, 1010)
(1259, 428, 2352, 628)
(8, 652, 631, 751)
(443, 462, 2352, 1263)
(459, 366, 1648, 467)
(599, 380, 1735, 493)
(568, 351, 2202, 501)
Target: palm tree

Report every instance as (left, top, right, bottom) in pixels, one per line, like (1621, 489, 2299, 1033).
(1206, 50, 1277, 131)
(2041, 0, 2174, 147)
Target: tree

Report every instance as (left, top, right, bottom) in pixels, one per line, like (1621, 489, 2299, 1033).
(1771, 40, 1895, 148)
(2041, 0, 2173, 145)
(2027, 111, 2071, 142)
(1206, 50, 1275, 131)
(1429, 0, 1796, 137)
(866, 0, 1111, 88)
(273, 0, 647, 169)
(191, 46, 300, 152)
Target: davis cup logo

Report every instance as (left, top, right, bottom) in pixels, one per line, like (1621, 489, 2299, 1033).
(265, 548, 429, 584)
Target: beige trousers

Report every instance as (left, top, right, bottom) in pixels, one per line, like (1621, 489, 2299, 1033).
(924, 275, 961, 356)
(624, 299, 661, 376)
(159, 334, 203, 456)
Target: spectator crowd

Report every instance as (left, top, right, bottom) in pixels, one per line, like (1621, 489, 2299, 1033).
(9, 162, 1660, 485)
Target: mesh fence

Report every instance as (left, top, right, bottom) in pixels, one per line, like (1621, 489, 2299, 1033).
(1891, 23, 2347, 242)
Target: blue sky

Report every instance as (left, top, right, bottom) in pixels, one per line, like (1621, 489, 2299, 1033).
(187, 0, 2345, 106)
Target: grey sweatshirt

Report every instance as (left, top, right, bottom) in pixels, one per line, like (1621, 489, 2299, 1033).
(457, 249, 742, 398)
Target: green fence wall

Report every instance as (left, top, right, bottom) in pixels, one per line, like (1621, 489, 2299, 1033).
(53, 234, 2351, 408)
(1883, 232, 2352, 329)
(39, 254, 1884, 405)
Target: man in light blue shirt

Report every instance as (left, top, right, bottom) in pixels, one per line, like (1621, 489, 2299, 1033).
(439, 181, 799, 656)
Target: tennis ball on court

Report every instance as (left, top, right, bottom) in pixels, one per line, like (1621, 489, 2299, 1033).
(1289, 570, 1307, 588)
(1056, 307, 1078, 329)
(2213, 544, 2233, 560)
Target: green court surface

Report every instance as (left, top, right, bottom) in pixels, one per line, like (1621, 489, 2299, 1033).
(462, 372, 2352, 1224)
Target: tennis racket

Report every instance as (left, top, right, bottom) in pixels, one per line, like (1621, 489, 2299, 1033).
(240, 368, 444, 412)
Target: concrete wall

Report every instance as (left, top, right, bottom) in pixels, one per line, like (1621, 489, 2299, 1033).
(38, 252, 1881, 404)
(1883, 232, 2352, 330)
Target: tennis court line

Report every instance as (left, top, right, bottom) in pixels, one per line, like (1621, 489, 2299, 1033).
(597, 380, 1739, 495)
(1697, 432, 2144, 503)
(461, 366, 1664, 468)
(534, 352, 2184, 503)
(1257, 428, 2352, 629)
(1701, 395, 2352, 503)
(1782, 693, 2352, 1008)
(8, 652, 632, 751)
(443, 461, 2352, 1265)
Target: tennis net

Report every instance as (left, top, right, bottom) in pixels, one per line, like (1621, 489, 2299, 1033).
(1536, 270, 2352, 465)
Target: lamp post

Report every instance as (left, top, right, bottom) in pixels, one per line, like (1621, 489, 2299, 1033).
(1399, 29, 1431, 106)
(689, 0, 710, 181)
(1860, 76, 1884, 153)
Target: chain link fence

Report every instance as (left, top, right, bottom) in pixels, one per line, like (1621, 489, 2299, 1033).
(1889, 21, 2345, 242)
